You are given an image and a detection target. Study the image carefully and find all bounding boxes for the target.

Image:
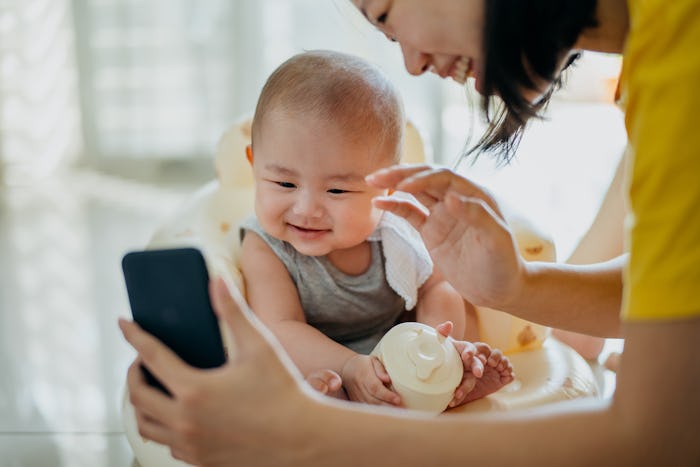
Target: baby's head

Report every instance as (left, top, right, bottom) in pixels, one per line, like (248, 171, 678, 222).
(248, 50, 405, 257)
(251, 49, 404, 165)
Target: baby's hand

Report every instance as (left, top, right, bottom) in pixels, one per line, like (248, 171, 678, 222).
(449, 338, 486, 399)
(340, 354, 402, 406)
(435, 320, 485, 385)
(305, 369, 344, 399)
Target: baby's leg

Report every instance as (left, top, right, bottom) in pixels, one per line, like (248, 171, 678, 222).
(305, 369, 347, 400)
(462, 344, 514, 404)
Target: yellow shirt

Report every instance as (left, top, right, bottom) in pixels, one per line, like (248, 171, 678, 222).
(621, 0, 700, 320)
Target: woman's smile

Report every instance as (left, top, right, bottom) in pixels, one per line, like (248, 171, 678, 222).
(447, 56, 472, 84)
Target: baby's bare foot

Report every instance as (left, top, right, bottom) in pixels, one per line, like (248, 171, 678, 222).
(305, 369, 347, 400)
(461, 347, 514, 404)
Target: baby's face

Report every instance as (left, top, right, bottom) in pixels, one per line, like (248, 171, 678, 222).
(251, 111, 394, 256)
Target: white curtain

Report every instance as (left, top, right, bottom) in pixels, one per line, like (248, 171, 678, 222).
(1, 0, 445, 183)
(0, 0, 82, 185)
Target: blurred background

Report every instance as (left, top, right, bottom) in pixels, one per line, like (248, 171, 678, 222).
(0, 1, 625, 465)
(0, 0, 627, 254)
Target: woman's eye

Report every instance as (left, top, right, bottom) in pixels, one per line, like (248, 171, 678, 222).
(276, 181, 296, 189)
(563, 52, 582, 71)
(327, 188, 349, 195)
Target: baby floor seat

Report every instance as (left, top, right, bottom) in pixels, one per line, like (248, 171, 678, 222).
(122, 117, 599, 466)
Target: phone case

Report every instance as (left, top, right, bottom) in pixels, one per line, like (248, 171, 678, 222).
(122, 247, 226, 394)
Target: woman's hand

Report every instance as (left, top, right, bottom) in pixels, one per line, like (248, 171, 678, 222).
(120, 278, 316, 466)
(367, 165, 526, 311)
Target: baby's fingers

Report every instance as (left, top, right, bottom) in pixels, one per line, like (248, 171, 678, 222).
(468, 355, 485, 378)
(435, 321, 453, 337)
(369, 383, 402, 407)
(370, 357, 392, 384)
(306, 369, 342, 395)
(452, 340, 484, 377)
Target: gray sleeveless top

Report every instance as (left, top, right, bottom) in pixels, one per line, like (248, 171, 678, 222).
(240, 217, 406, 354)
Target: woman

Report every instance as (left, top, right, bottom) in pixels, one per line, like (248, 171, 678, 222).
(120, 0, 700, 464)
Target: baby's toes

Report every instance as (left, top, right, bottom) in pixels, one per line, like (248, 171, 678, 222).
(487, 348, 507, 368)
(499, 361, 514, 382)
(495, 357, 510, 373)
(473, 342, 492, 358)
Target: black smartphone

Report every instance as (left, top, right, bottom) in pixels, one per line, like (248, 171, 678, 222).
(121, 247, 227, 395)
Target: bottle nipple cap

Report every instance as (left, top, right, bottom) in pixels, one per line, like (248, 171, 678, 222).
(407, 329, 446, 380)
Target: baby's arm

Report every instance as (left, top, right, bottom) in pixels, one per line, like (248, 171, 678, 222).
(415, 270, 469, 339)
(240, 232, 400, 405)
(240, 232, 356, 375)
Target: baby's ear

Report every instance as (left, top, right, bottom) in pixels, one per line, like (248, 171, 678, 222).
(245, 145, 254, 165)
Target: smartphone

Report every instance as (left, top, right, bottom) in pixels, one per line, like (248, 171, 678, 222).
(121, 247, 226, 395)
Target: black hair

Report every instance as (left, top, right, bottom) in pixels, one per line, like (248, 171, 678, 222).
(468, 0, 598, 164)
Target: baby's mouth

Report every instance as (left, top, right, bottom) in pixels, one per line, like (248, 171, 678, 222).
(289, 223, 328, 233)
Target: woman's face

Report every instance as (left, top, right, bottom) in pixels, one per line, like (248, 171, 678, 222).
(352, 0, 562, 101)
(352, 0, 486, 91)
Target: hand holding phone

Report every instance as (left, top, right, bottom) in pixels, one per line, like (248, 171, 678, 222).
(122, 247, 227, 395)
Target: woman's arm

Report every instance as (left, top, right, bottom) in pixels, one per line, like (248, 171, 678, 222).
(311, 318, 699, 466)
(566, 149, 627, 265)
(553, 152, 627, 356)
(120, 278, 700, 466)
(368, 166, 623, 337)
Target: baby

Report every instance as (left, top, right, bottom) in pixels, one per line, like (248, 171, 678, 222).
(239, 50, 513, 408)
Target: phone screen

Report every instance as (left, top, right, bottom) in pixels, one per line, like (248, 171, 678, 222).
(122, 247, 226, 395)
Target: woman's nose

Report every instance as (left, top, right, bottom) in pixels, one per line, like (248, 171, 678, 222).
(400, 44, 429, 76)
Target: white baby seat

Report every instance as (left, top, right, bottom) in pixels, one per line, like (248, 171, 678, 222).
(122, 117, 599, 466)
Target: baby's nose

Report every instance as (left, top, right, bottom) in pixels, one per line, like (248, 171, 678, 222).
(292, 192, 324, 217)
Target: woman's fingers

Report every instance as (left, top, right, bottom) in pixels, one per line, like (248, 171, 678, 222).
(209, 277, 271, 359)
(365, 164, 433, 189)
(445, 193, 510, 236)
(134, 405, 177, 447)
(126, 359, 178, 423)
(369, 166, 452, 208)
(372, 196, 429, 230)
(119, 319, 198, 397)
(369, 164, 504, 219)
(210, 277, 300, 374)
(369, 165, 476, 202)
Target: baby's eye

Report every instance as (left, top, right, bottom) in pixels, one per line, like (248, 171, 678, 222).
(376, 12, 387, 24)
(276, 181, 296, 189)
(327, 188, 349, 195)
